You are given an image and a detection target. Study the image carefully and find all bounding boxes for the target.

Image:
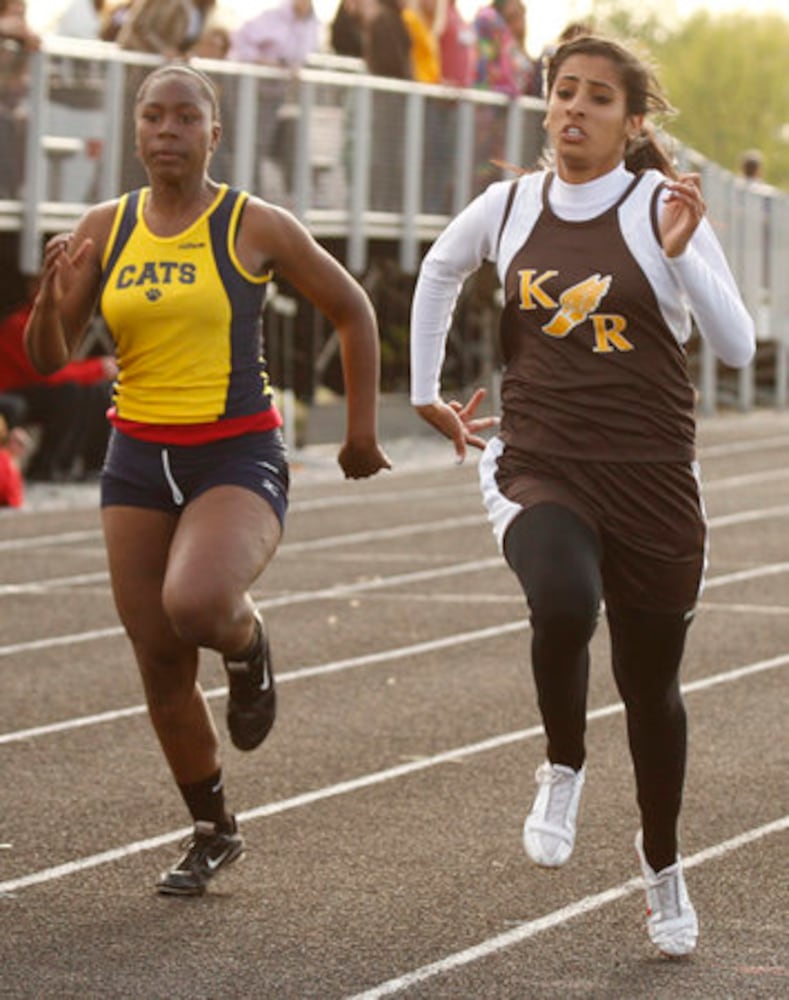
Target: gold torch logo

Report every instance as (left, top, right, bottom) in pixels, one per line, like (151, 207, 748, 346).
(542, 273, 612, 338)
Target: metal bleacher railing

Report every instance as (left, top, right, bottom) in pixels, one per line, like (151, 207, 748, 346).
(2, 35, 788, 418)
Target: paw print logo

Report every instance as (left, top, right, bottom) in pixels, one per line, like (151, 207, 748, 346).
(145, 288, 162, 302)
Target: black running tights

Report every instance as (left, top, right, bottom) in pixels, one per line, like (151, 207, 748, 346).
(503, 503, 692, 871)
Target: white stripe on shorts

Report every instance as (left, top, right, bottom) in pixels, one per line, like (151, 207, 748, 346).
(478, 436, 523, 553)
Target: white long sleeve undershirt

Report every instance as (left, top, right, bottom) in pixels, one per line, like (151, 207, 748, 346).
(410, 164, 755, 405)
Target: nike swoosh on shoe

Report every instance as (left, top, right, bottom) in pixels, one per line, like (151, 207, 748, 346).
(206, 849, 232, 872)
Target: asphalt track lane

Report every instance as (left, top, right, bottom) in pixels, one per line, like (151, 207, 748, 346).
(1, 412, 787, 999)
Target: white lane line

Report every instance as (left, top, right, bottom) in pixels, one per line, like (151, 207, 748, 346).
(0, 488, 478, 555)
(709, 504, 789, 528)
(292, 483, 478, 512)
(0, 529, 101, 553)
(703, 562, 789, 588)
(2, 555, 789, 739)
(0, 621, 526, 745)
(0, 516, 487, 595)
(1, 491, 788, 593)
(0, 626, 125, 656)
(0, 443, 788, 559)
(2, 548, 787, 658)
(2, 548, 789, 605)
(343, 816, 789, 1000)
(699, 434, 789, 458)
(700, 602, 789, 615)
(0, 557, 503, 655)
(0, 572, 109, 596)
(703, 467, 789, 491)
(0, 653, 784, 896)
(2, 492, 788, 599)
(278, 515, 485, 554)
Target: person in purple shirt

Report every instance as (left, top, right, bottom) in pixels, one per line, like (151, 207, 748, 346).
(229, 0, 321, 198)
(229, 0, 320, 67)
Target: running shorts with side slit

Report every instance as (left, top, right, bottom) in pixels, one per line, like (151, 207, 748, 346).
(100, 427, 289, 525)
(479, 435, 707, 613)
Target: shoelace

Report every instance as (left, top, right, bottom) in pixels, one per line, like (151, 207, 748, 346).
(537, 765, 577, 825)
(175, 823, 219, 862)
(647, 866, 683, 919)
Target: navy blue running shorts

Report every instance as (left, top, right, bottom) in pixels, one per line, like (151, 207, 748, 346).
(101, 427, 289, 525)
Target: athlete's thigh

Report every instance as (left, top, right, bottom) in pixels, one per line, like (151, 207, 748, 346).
(101, 505, 182, 649)
(166, 485, 282, 602)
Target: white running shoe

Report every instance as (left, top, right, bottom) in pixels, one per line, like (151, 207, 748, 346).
(635, 831, 699, 957)
(523, 761, 586, 867)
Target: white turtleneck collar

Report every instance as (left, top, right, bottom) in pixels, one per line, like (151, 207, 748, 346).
(548, 162, 635, 222)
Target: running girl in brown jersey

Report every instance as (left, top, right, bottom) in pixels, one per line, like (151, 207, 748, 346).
(410, 35, 754, 956)
(25, 63, 391, 897)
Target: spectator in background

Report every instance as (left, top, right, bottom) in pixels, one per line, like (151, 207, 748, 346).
(0, 411, 27, 507)
(364, 0, 412, 210)
(439, 0, 476, 88)
(193, 21, 234, 182)
(229, 0, 319, 67)
(0, 0, 38, 48)
(535, 21, 594, 97)
(118, 0, 216, 58)
(473, 0, 532, 97)
(330, 0, 367, 59)
(229, 0, 320, 201)
(0, 287, 116, 481)
(471, 0, 527, 191)
(740, 148, 764, 183)
(193, 20, 230, 60)
(363, 0, 412, 78)
(0, 389, 26, 429)
(402, 0, 441, 84)
(501, 0, 538, 96)
(402, 0, 451, 213)
(0, 0, 39, 199)
(55, 0, 105, 38)
(99, 0, 133, 41)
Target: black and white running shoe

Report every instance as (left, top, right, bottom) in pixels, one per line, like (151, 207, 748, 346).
(223, 611, 276, 751)
(157, 818, 244, 896)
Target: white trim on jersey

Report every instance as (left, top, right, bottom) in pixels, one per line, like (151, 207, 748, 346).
(410, 163, 754, 407)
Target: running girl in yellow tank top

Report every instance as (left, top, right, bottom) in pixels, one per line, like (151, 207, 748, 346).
(24, 63, 391, 897)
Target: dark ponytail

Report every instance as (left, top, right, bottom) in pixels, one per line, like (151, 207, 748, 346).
(625, 123, 677, 178)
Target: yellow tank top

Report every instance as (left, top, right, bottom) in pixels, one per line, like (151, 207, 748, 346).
(100, 185, 274, 426)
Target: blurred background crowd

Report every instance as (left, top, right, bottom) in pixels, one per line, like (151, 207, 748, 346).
(1, 0, 785, 505)
(0, 0, 575, 506)
(6, 0, 555, 95)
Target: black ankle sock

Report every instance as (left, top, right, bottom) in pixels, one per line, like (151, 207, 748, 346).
(228, 616, 263, 663)
(177, 770, 232, 830)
